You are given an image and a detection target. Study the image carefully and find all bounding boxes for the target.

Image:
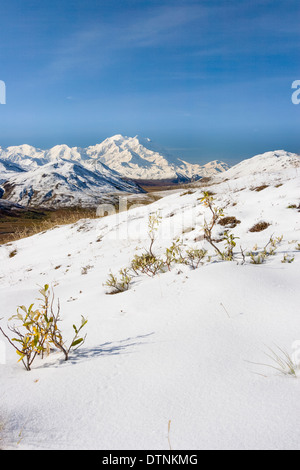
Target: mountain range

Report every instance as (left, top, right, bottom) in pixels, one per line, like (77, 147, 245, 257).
(0, 134, 298, 208)
(0, 135, 229, 207)
(81, 135, 229, 181)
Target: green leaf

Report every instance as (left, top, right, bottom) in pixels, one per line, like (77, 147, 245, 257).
(28, 303, 35, 314)
(16, 350, 25, 361)
(18, 306, 28, 314)
(71, 338, 83, 348)
(9, 313, 22, 321)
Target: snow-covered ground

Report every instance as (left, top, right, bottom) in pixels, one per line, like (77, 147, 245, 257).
(0, 151, 299, 450)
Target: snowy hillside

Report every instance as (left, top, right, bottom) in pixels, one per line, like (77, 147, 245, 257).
(0, 150, 299, 450)
(0, 159, 144, 207)
(0, 158, 25, 187)
(219, 150, 300, 180)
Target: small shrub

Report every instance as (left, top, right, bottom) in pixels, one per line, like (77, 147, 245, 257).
(104, 213, 166, 292)
(264, 235, 283, 256)
(50, 311, 88, 362)
(246, 235, 283, 264)
(185, 248, 207, 269)
(197, 190, 215, 199)
(126, 212, 165, 278)
(0, 286, 54, 371)
(281, 254, 294, 264)
(296, 243, 300, 251)
(147, 211, 162, 257)
(248, 251, 267, 264)
(165, 239, 185, 270)
(199, 192, 225, 258)
(131, 253, 165, 277)
(220, 231, 239, 261)
(198, 193, 242, 261)
(0, 285, 87, 370)
(105, 268, 133, 293)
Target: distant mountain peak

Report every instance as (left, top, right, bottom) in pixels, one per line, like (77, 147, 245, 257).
(0, 135, 231, 207)
(84, 134, 229, 181)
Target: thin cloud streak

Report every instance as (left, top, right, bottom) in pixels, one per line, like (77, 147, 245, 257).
(43, 4, 209, 78)
(44, 1, 299, 82)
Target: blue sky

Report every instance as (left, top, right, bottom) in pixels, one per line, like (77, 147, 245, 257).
(0, 0, 299, 164)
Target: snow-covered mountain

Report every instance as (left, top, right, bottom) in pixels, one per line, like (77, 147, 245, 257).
(84, 135, 229, 181)
(0, 135, 230, 207)
(0, 144, 90, 171)
(0, 135, 229, 183)
(0, 158, 25, 186)
(1, 159, 143, 207)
